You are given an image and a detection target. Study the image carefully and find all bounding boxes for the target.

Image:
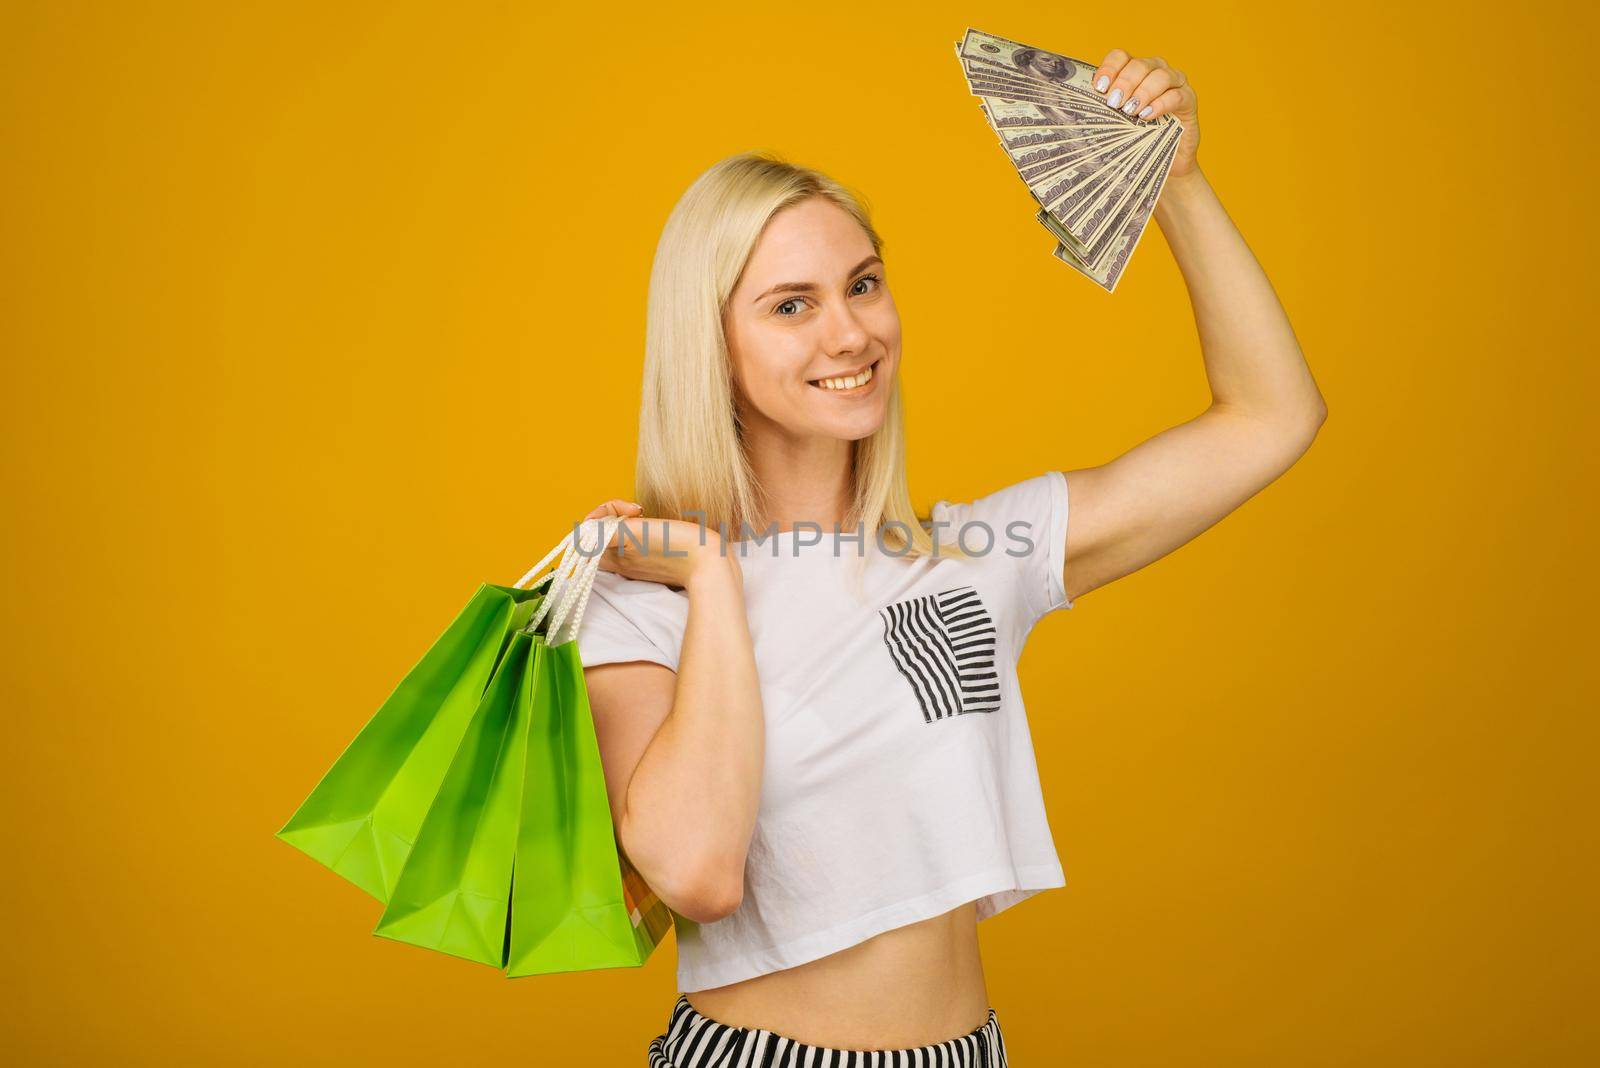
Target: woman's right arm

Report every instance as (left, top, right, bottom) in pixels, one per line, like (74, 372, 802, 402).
(581, 518, 763, 925)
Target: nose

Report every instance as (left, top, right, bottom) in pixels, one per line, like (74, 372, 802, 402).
(820, 297, 871, 361)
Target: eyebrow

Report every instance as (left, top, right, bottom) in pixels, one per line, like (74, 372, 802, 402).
(750, 255, 885, 305)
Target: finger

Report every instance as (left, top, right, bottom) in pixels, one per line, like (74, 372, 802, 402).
(1092, 48, 1130, 95)
(584, 499, 642, 520)
(1139, 84, 1191, 123)
(1104, 55, 1154, 112)
(1124, 67, 1174, 120)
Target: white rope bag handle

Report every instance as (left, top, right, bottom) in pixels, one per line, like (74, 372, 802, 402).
(512, 514, 626, 647)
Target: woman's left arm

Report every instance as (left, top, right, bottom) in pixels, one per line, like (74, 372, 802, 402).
(1061, 49, 1328, 605)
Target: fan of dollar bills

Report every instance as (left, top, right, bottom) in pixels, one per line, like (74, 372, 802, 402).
(954, 28, 1184, 293)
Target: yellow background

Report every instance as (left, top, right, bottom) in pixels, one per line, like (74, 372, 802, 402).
(3, 1, 1595, 1063)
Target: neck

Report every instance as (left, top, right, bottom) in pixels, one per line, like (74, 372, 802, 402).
(740, 426, 855, 536)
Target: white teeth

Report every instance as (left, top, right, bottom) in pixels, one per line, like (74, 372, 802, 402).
(815, 363, 874, 390)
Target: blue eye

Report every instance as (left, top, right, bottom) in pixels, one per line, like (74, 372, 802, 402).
(773, 274, 882, 317)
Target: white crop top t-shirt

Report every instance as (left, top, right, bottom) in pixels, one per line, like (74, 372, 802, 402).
(574, 470, 1074, 992)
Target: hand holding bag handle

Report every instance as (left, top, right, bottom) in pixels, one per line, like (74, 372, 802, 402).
(512, 514, 626, 647)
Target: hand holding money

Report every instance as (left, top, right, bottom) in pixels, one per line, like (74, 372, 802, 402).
(1087, 49, 1201, 180)
(954, 29, 1201, 292)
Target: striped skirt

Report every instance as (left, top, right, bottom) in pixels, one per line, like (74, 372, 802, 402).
(647, 994, 1010, 1066)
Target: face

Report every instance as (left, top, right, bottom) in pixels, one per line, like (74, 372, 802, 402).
(1028, 52, 1072, 82)
(722, 196, 901, 445)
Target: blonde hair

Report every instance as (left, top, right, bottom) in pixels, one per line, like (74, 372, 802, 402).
(635, 150, 960, 562)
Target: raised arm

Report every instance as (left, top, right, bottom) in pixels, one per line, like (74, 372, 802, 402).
(1063, 50, 1328, 605)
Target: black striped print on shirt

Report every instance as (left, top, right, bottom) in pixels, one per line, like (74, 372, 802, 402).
(878, 585, 1001, 723)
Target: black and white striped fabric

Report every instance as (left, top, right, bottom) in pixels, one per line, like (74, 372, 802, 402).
(879, 585, 1002, 723)
(647, 994, 1010, 1067)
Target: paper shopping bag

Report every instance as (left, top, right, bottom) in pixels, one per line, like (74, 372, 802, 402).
(279, 513, 674, 975)
(371, 625, 537, 966)
(506, 636, 674, 976)
(371, 626, 673, 973)
(275, 582, 547, 902)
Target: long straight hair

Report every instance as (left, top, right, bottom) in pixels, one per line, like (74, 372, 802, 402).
(636, 151, 956, 562)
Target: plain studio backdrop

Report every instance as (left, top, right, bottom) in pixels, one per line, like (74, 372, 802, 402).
(2, 1, 1595, 1064)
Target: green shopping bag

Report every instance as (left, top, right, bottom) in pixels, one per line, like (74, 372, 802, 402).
(506, 635, 673, 975)
(274, 582, 548, 901)
(371, 627, 537, 966)
(338, 515, 673, 973)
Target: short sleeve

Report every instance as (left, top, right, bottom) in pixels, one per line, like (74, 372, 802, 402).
(932, 470, 1073, 631)
(574, 570, 689, 672)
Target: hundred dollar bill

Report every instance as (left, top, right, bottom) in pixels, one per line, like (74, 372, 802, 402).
(1013, 138, 1150, 223)
(958, 63, 1113, 105)
(965, 81, 1144, 127)
(956, 28, 1184, 293)
(1048, 132, 1181, 291)
(957, 29, 1182, 142)
(1029, 131, 1154, 219)
(959, 66, 1121, 121)
(966, 76, 1102, 110)
(957, 28, 1101, 95)
(991, 117, 1144, 156)
(977, 105, 1146, 184)
(984, 119, 1148, 183)
(1057, 122, 1179, 246)
(1017, 133, 1147, 195)
(979, 96, 1124, 132)
(1056, 127, 1180, 259)
(1048, 132, 1176, 266)
(995, 120, 1125, 151)
(1008, 129, 1146, 176)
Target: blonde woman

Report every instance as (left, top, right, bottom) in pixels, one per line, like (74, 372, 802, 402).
(574, 49, 1326, 1066)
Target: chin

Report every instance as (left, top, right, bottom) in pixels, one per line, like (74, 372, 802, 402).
(818, 408, 888, 442)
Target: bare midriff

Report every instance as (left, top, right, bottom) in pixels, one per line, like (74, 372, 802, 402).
(682, 900, 990, 1049)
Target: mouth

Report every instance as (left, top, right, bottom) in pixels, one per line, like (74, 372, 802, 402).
(807, 358, 881, 394)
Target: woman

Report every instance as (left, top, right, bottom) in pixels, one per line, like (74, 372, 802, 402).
(574, 48, 1326, 1065)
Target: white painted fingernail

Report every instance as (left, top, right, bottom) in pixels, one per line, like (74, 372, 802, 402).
(1107, 88, 1123, 107)
(1138, 105, 1153, 118)
(1095, 76, 1110, 92)
(1123, 99, 1138, 114)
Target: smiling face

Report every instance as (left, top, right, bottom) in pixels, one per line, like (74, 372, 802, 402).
(722, 196, 901, 445)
